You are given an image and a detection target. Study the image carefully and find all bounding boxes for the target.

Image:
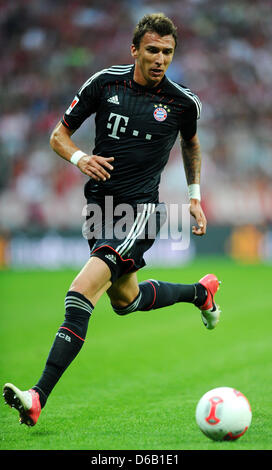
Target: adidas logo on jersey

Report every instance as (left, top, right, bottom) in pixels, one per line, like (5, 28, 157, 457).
(107, 95, 120, 105)
(105, 253, 117, 264)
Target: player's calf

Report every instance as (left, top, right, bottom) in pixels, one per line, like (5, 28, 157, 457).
(112, 279, 207, 314)
(112, 275, 221, 330)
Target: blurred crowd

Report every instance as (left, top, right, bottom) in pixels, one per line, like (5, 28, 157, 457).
(1, 0, 272, 231)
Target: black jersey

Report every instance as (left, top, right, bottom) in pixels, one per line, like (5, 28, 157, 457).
(61, 64, 201, 204)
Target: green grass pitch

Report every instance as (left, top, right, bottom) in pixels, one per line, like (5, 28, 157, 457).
(1, 257, 271, 450)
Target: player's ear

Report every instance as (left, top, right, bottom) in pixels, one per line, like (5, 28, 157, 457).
(130, 44, 138, 59)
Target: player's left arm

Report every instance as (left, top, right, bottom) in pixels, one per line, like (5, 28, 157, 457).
(180, 132, 207, 236)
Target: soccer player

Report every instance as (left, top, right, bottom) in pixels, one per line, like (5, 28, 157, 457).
(3, 13, 221, 426)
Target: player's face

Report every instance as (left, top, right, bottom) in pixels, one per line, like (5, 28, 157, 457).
(131, 31, 175, 87)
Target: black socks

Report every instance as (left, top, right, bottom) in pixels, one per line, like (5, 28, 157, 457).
(193, 283, 208, 307)
(33, 291, 93, 408)
(33, 282, 207, 408)
(112, 280, 207, 315)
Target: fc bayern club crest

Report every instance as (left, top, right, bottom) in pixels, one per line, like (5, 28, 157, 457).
(153, 104, 170, 122)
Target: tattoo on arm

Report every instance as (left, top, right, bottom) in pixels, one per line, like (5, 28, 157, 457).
(180, 134, 201, 185)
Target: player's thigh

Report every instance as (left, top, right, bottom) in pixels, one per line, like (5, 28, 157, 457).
(70, 256, 112, 305)
(106, 271, 139, 307)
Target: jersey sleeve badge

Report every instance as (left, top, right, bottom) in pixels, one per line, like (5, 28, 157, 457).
(66, 96, 79, 115)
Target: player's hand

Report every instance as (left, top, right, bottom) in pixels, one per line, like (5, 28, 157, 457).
(77, 154, 114, 181)
(190, 199, 207, 236)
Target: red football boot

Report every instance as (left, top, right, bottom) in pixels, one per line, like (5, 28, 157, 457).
(198, 274, 221, 329)
(3, 383, 41, 426)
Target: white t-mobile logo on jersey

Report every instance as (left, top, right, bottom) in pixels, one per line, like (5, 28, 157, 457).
(107, 113, 129, 140)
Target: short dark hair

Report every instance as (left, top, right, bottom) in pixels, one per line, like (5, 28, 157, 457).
(132, 13, 178, 50)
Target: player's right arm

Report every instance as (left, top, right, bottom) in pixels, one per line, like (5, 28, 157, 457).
(51, 70, 114, 181)
(50, 121, 114, 182)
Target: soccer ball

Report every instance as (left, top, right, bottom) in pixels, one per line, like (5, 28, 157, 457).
(195, 387, 252, 441)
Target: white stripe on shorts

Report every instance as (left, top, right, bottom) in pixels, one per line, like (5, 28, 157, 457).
(116, 203, 155, 257)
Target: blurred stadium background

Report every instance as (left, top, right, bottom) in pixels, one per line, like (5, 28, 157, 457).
(1, 0, 272, 269)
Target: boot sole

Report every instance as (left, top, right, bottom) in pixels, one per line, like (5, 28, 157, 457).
(3, 383, 34, 426)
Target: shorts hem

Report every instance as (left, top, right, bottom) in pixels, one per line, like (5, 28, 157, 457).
(91, 245, 136, 283)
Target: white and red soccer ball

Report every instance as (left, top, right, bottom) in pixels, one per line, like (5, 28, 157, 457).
(196, 387, 252, 441)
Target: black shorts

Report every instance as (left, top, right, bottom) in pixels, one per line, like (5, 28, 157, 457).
(83, 199, 167, 283)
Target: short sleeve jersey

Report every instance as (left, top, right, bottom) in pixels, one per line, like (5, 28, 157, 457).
(61, 64, 201, 204)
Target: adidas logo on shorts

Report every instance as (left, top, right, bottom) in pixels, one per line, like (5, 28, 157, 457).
(105, 253, 117, 264)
